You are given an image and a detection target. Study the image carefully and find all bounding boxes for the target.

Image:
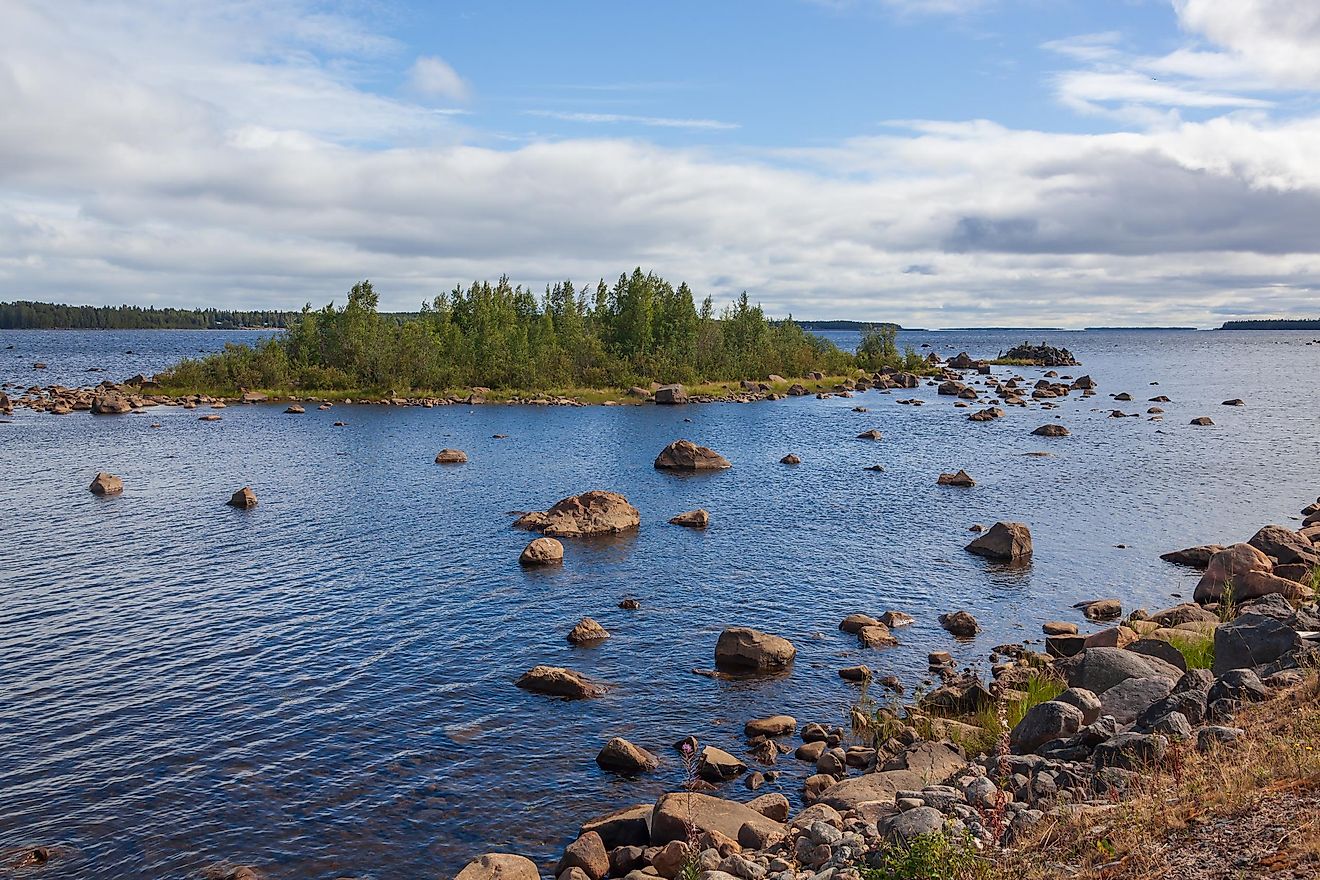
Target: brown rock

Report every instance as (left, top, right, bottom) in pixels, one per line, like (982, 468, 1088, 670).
(455, 854, 540, 880)
(1078, 598, 1122, 620)
(856, 429, 884, 440)
(653, 385, 689, 405)
(596, 738, 660, 774)
(515, 665, 605, 699)
(284, 404, 305, 414)
(654, 440, 731, 470)
(858, 624, 898, 648)
(714, 627, 795, 672)
(939, 610, 980, 638)
(937, 469, 976, 487)
(88, 472, 123, 495)
(435, 448, 468, 464)
(557, 832, 609, 880)
(838, 665, 871, 682)
(965, 521, 1033, 561)
(520, 537, 564, 566)
(567, 617, 610, 644)
(744, 715, 796, 737)
(90, 393, 132, 415)
(745, 792, 790, 823)
(226, 486, 258, 509)
(669, 509, 710, 528)
(1043, 621, 1077, 635)
(515, 491, 641, 537)
(1194, 543, 1310, 603)
(780, 453, 801, 465)
(697, 746, 747, 781)
(879, 610, 915, 627)
(839, 613, 880, 633)
(1190, 417, 1214, 426)
(650, 793, 785, 846)
(1160, 545, 1224, 569)
(1032, 424, 1070, 437)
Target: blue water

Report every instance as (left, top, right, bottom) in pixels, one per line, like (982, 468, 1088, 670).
(1, 328, 1318, 879)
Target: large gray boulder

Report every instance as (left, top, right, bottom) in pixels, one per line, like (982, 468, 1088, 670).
(1098, 676, 1175, 725)
(1009, 700, 1084, 754)
(877, 807, 946, 843)
(1065, 648, 1182, 695)
(1213, 613, 1303, 675)
(1093, 733, 1169, 770)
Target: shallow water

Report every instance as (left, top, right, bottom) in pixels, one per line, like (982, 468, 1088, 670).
(1, 328, 1318, 879)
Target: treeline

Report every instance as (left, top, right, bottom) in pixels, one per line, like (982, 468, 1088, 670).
(0, 301, 299, 330)
(1220, 319, 1320, 330)
(161, 270, 924, 393)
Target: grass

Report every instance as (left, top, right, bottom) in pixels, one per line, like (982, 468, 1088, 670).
(863, 832, 993, 880)
(992, 669, 1320, 879)
(1167, 632, 1215, 669)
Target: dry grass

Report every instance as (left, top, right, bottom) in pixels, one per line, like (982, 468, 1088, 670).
(996, 670, 1320, 879)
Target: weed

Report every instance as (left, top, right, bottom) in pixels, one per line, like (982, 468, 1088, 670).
(863, 831, 992, 880)
(1167, 632, 1215, 669)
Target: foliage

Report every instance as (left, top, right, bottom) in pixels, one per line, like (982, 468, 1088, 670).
(863, 831, 991, 880)
(159, 272, 890, 393)
(0, 300, 298, 329)
(1167, 633, 1215, 670)
(1004, 674, 1066, 730)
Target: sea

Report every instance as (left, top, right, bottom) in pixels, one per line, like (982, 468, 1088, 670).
(1, 327, 1318, 879)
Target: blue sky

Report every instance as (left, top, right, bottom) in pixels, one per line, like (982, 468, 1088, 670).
(4, 0, 1320, 326)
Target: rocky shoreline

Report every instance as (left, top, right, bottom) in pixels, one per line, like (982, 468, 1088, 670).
(453, 504, 1319, 880)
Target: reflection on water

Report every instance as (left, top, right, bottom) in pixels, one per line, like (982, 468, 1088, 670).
(0, 328, 1318, 879)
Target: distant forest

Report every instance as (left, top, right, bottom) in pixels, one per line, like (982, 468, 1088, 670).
(0, 301, 299, 330)
(1220, 319, 1320, 330)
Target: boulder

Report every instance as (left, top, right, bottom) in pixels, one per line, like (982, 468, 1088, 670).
(714, 627, 795, 672)
(1055, 687, 1102, 724)
(1094, 733, 1169, 770)
(858, 624, 898, 648)
(1194, 543, 1309, 603)
(567, 617, 610, 644)
(580, 804, 652, 848)
(597, 738, 660, 775)
(515, 666, 605, 699)
(1099, 676, 1174, 725)
(284, 404, 305, 414)
(839, 613, 881, 633)
(878, 807, 946, 843)
(744, 715, 796, 737)
(226, 487, 258, 509)
(557, 832, 609, 880)
(1207, 669, 1271, 704)
(1010, 700, 1084, 754)
(1083, 626, 1138, 650)
(90, 393, 132, 415)
(939, 610, 980, 638)
(1078, 599, 1122, 621)
(1248, 525, 1320, 567)
(1159, 545, 1224, 569)
(936, 470, 976, 487)
(650, 793, 785, 846)
(1147, 604, 1219, 627)
(653, 385, 688, 405)
(455, 854, 540, 880)
(856, 429, 884, 440)
(1213, 613, 1303, 674)
(965, 522, 1033, 561)
(1046, 634, 1087, 658)
(654, 440, 731, 470)
(1126, 639, 1188, 672)
(818, 742, 966, 810)
(1043, 621, 1078, 635)
(745, 793, 790, 823)
(669, 509, 710, 528)
(520, 537, 564, 566)
(780, 454, 800, 465)
(515, 491, 641, 537)
(697, 746, 747, 782)
(88, 472, 124, 496)
(1066, 648, 1182, 694)
(435, 448, 468, 464)
(1190, 416, 1214, 426)
(880, 611, 915, 628)
(838, 665, 871, 682)
(1031, 424, 1070, 437)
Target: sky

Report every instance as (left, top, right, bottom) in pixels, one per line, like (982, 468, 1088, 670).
(4, 0, 1320, 327)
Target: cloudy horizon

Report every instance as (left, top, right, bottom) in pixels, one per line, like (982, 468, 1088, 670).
(4, 0, 1320, 328)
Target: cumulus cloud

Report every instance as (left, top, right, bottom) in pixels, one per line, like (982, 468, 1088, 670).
(2, 0, 1320, 326)
(408, 55, 469, 102)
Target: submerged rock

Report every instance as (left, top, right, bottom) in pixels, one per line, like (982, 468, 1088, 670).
(435, 448, 468, 464)
(965, 521, 1033, 561)
(515, 665, 605, 699)
(937, 469, 976, 487)
(88, 472, 124, 496)
(1032, 424, 1070, 437)
(568, 617, 610, 644)
(226, 486, 258, 509)
(669, 509, 710, 528)
(596, 738, 660, 774)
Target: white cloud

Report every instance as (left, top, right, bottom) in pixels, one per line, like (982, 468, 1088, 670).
(4, 0, 1320, 327)
(408, 55, 469, 102)
(525, 111, 739, 131)
(1174, 0, 1320, 88)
